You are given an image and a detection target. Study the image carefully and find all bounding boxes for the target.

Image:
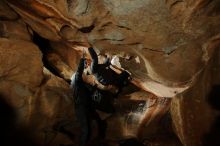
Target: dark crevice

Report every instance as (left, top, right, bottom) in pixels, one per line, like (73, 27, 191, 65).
(93, 38, 125, 42)
(78, 24, 95, 33)
(101, 22, 113, 28)
(0, 17, 18, 21)
(143, 47, 177, 55)
(116, 25, 132, 30)
(143, 48, 165, 53)
(203, 85, 220, 146)
(103, 38, 124, 41)
(0, 23, 6, 37)
(207, 85, 220, 110)
(205, 0, 220, 16)
(98, 22, 113, 32)
(127, 42, 141, 45)
(32, 32, 61, 78)
(114, 42, 141, 46)
(197, 0, 213, 10)
(164, 49, 176, 55)
(170, 0, 183, 9)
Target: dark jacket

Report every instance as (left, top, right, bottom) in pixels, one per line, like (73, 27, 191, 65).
(71, 58, 116, 114)
(88, 47, 119, 86)
(71, 58, 92, 107)
(88, 47, 131, 88)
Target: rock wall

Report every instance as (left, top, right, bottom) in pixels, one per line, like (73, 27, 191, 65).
(0, 2, 74, 145)
(171, 49, 220, 146)
(4, 0, 220, 97)
(0, 0, 220, 145)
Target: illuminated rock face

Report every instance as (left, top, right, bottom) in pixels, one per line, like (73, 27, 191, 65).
(0, 0, 220, 145)
(4, 0, 220, 97)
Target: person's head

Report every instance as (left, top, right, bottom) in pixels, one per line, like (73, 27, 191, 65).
(98, 54, 108, 64)
(84, 58, 91, 69)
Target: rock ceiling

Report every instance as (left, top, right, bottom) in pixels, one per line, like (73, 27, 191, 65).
(0, 0, 220, 146)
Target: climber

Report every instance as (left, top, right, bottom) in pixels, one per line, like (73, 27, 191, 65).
(87, 47, 131, 95)
(71, 55, 107, 146)
(81, 57, 116, 113)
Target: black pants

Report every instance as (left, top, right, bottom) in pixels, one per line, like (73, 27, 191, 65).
(75, 105, 106, 146)
(75, 106, 90, 146)
(92, 89, 116, 114)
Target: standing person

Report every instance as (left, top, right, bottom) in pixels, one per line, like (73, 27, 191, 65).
(71, 56, 106, 146)
(88, 47, 131, 94)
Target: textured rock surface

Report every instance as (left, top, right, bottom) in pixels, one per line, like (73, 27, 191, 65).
(0, 39, 74, 145)
(0, 39, 43, 88)
(32, 69, 74, 146)
(5, 0, 220, 97)
(0, 0, 18, 20)
(171, 50, 220, 146)
(0, 3, 75, 145)
(0, 0, 220, 145)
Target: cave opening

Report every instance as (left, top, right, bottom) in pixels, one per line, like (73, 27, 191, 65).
(32, 32, 62, 79)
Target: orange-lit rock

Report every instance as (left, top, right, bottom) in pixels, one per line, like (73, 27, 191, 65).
(5, 0, 220, 97)
(0, 39, 43, 88)
(0, 0, 220, 145)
